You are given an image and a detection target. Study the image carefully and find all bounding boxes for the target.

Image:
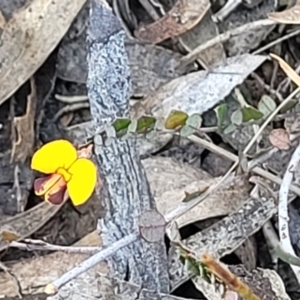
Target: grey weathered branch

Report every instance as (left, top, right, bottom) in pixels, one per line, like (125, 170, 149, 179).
(46, 272, 193, 300)
(87, 0, 169, 293)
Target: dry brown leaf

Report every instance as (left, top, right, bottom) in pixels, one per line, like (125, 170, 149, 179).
(144, 156, 251, 228)
(232, 235, 257, 271)
(134, 0, 210, 44)
(221, 1, 275, 57)
(133, 54, 266, 120)
(125, 38, 195, 97)
(143, 156, 211, 197)
(10, 77, 37, 163)
(0, 201, 66, 252)
(269, 128, 290, 150)
(0, 0, 87, 105)
(179, 9, 226, 67)
(57, 30, 196, 97)
(59, 112, 74, 127)
(268, 2, 300, 24)
(270, 53, 300, 87)
(157, 175, 250, 227)
(0, 10, 6, 28)
(0, 231, 105, 297)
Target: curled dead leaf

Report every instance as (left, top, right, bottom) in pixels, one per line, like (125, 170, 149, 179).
(133, 54, 266, 120)
(269, 128, 290, 150)
(134, 0, 210, 44)
(268, 3, 300, 24)
(270, 53, 300, 87)
(0, 0, 87, 105)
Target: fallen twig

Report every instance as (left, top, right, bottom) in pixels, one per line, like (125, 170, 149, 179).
(191, 86, 300, 205)
(187, 134, 300, 196)
(9, 239, 103, 254)
(55, 94, 89, 103)
(243, 87, 300, 155)
(254, 28, 300, 55)
(251, 72, 284, 102)
(44, 233, 138, 294)
(179, 19, 275, 68)
(53, 103, 90, 121)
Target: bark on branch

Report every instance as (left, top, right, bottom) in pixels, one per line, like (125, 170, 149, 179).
(87, 0, 169, 293)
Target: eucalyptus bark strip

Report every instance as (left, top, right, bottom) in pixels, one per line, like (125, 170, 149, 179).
(169, 195, 278, 291)
(87, 0, 169, 292)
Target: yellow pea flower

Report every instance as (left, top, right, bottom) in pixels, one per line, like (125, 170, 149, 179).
(31, 140, 97, 206)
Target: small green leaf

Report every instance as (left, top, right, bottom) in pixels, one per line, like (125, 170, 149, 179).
(186, 114, 202, 129)
(180, 125, 196, 137)
(258, 95, 276, 117)
(105, 137, 114, 146)
(165, 110, 189, 129)
(136, 116, 156, 132)
(231, 109, 243, 125)
(179, 250, 201, 276)
(241, 106, 263, 122)
(113, 118, 131, 132)
(182, 188, 209, 202)
(280, 99, 298, 114)
(184, 257, 201, 276)
(214, 104, 230, 130)
(106, 126, 117, 138)
(223, 123, 236, 135)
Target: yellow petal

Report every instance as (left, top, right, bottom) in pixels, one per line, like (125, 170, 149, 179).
(67, 158, 97, 206)
(31, 140, 77, 174)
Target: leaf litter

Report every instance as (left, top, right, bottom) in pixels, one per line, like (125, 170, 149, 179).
(3, 0, 300, 299)
(269, 128, 291, 150)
